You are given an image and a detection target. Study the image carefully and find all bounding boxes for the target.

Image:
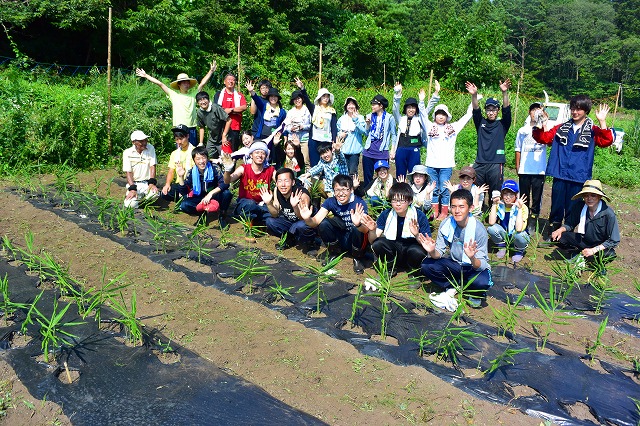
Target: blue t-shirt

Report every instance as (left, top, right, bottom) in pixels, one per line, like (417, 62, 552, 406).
(376, 208, 432, 239)
(321, 195, 367, 231)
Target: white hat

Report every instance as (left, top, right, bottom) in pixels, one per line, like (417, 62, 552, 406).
(314, 88, 335, 105)
(248, 141, 270, 158)
(130, 130, 150, 141)
(432, 104, 452, 122)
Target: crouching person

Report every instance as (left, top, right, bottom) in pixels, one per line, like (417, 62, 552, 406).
(487, 179, 530, 263)
(418, 189, 492, 311)
(298, 174, 368, 274)
(261, 168, 317, 250)
(550, 179, 619, 265)
(123, 130, 160, 208)
(360, 182, 430, 274)
(178, 146, 232, 227)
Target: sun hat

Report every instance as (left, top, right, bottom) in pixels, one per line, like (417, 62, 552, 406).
(501, 179, 519, 193)
(407, 164, 429, 177)
(571, 179, 610, 201)
(130, 130, 150, 141)
(485, 98, 500, 109)
(432, 104, 452, 122)
(458, 166, 476, 179)
(314, 88, 335, 105)
(248, 141, 270, 158)
(266, 87, 281, 102)
(343, 96, 360, 113)
(374, 160, 390, 171)
(170, 73, 197, 90)
(403, 97, 419, 114)
(172, 124, 190, 136)
(290, 90, 303, 105)
(370, 94, 389, 109)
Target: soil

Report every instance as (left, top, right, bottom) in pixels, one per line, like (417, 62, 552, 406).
(1, 169, 639, 425)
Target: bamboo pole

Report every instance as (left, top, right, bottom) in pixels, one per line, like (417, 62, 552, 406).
(427, 69, 433, 98)
(611, 83, 621, 128)
(318, 43, 323, 91)
(237, 36, 241, 80)
(107, 7, 112, 155)
(514, 67, 524, 128)
(383, 64, 386, 90)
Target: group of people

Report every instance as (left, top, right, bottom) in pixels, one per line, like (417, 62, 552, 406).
(121, 65, 621, 311)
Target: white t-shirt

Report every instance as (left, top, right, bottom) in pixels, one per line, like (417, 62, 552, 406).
(122, 144, 157, 181)
(515, 124, 546, 175)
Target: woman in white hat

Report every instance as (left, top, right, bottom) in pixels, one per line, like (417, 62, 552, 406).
(418, 80, 474, 220)
(294, 77, 337, 167)
(136, 61, 216, 147)
(550, 179, 620, 261)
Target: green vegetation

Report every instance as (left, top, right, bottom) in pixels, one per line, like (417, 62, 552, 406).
(298, 252, 344, 315)
(222, 248, 271, 295)
(530, 280, 579, 351)
(491, 285, 528, 337)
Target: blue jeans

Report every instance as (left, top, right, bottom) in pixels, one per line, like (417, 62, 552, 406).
(395, 147, 421, 178)
(421, 257, 492, 294)
(308, 139, 320, 167)
(487, 224, 530, 251)
(266, 216, 316, 242)
(550, 178, 583, 224)
(344, 153, 361, 176)
(427, 167, 452, 205)
(233, 198, 271, 223)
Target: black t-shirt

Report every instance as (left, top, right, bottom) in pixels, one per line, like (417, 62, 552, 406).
(276, 185, 310, 221)
(472, 105, 511, 164)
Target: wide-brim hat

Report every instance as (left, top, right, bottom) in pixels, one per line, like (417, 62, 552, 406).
(170, 73, 197, 90)
(371, 94, 389, 109)
(571, 179, 610, 201)
(432, 104, 452, 122)
(343, 96, 360, 113)
(314, 88, 335, 105)
(407, 164, 429, 177)
(130, 130, 150, 141)
(266, 87, 281, 102)
(403, 97, 419, 114)
(290, 90, 303, 105)
(374, 160, 390, 171)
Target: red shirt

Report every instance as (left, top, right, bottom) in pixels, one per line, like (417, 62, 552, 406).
(218, 90, 246, 131)
(239, 164, 274, 202)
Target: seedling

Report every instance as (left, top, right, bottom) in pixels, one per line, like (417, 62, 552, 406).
(502, 232, 516, 266)
(182, 216, 213, 263)
(266, 279, 294, 303)
(0, 274, 27, 324)
(218, 222, 233, 248)
(491, 285, 528, 337)
(222, 249, 270, 294)
(445, 270, 484, 322)
(530, 279, 577, 351)
(79, 265, 129, 324)
(1, 235, 18, 260)
(550, 254, 584, 303)
(109, 290, 144, 345)
(96, 197, 117, 229)
(484, 346, 532, 375)
(236, 212, 265, 241)
(54, 164, 78, 207)
(31, 297, 84, 363)
(157, 337, 174, 353)
(586, 316, 608, 365)
(146, 215, 183, 253)
(115, 204, 138, 235)
(298, 253, 344, 315)
(411, 325, 484, 365)
(526, 221, 543, 271)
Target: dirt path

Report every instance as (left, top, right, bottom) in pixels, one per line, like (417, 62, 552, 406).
(0, 190, 540, 425)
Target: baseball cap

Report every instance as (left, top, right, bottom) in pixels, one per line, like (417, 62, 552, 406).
(501, 179, 519, 193)
(172, 124, 190, 135)
(374, 160, 390, 171)
(485, 98, 500, 108)
(130, 130, 150, 141)
(458, 166, 476, 179)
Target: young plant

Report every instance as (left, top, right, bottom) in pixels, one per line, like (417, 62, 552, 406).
(502, 231, 516, 266)
(484, 346, 532, 375)
(31, 297, 85, 363)
(217, 221, 234, 248)
(1, 235, 18, 260)
(109, 290, 144, 346)
(182, 216, 213, 263)
(0, 274, 27, 324)
(236, 212, 266, 241)
(530, 279, 578, 351)
(265, 279, 294, 304)
(54, 164, 78, 207)
(526, 221, 543, 271)
(96, 197, 117, 229)
(222, 249, 271, 294)
(411, 325, 484, 365)
(550, 254, 584, 303)
(115, 204, 138, 236)
(586, 316, 608, 365)
(146, 215, 183, 253)
(491, 285, 528, 337)
(444, 269, 484, 322)
(80, 265, 129, 324)
(298, 253, 344, 315)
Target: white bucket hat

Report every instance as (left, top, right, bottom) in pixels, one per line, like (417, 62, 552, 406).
(432, 104, 452, 122)
(314, 88, 335, 105)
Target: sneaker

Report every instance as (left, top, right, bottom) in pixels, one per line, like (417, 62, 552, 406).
(467, 296, 482, 308)
(496, 248, 507, 259)
(353, 258, 365, 275)
(511, 251, 524, 263)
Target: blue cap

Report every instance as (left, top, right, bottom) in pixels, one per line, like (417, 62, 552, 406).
(374, 160, 390, 171)
(501, 179, 519, 193)
(485, 98, 500, 108)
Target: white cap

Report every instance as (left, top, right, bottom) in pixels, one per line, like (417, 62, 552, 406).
(130, 130, 150, 141)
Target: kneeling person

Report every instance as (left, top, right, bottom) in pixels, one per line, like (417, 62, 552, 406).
(361, 182, 431, 273)
(418, 189, 492, 311)
(261, 168, 317, 249)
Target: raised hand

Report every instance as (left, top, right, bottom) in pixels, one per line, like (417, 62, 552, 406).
(515, 193, 528, 209)
(394, 82, 402, 93)
(463, 239, 479, 259)
(176, 162, 186, 179)
(350, 202, 366, 227)
(135, 68, 146, 78)
(332, 140, 343, 152)
(220, 152, 235, 172)
(444, 180, 456, 193)
(418, 88, 426, 102)
(397, 175, 406, 183)
(361, 214, 377, 232)
(294, 77, 304, 89)
(273, 132, 282, 146)
(209, 59, 217, 72)
(478, 184, 489, 194)
(499, 79, 512, 92)
(433, 79, 440, 93)
(465, 81, 478, 95)
(259, 186, 273, 204)
(290, 189, 302, 207)
(417, 233, 436, 253)
(595, 104, 610, 122)
(351, 174, 360, 189)
(409, 218, 419, 237)
(289, 133, 300, 146)
(298, 199, 312, 220)
(245, 80, 254, 93)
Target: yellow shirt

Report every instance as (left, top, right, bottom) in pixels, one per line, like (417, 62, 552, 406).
(168, 145, 195, 182)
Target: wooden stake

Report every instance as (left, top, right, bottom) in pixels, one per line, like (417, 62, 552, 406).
(318, 43, 323, 91)
(63, 361, 73, 383)
(237, 36, 241, 81)
(383, 64, 386, 90)
(611, 83, 621, 128)
(427, 70, 434, 98)
(107, 7, 112, 155)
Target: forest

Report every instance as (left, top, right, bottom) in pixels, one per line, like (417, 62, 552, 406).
(1, 0, 639, 107)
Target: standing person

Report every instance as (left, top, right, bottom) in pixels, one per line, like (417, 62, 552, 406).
(214, 73, 248, 151)
(360, 182, 431, 274)
(284, 89, 312, 169)
(465, 79, 512, 205)
(420, 80, 474, 220)
(122, 130, 159, 208)
(363, 94, 397, 188)
(135, 61, 215, 147)
(418, 188, 492, 311)
(294, 78, 338, 167)
(250, 80, 272, 136)
(196, 91, 231, 159)
(487, 180, 530, 263)
(246, 80, 287, 165)
(392, 83, 425, 179)
(532, 95, 613, 236)
(515, 102, 547, 233)
(260, 168, 317, 250)
(161, 124, 195, 202)
(337, 96, 366, 176)
(298, 175, 369, 274)
(550, 179, 619, 264)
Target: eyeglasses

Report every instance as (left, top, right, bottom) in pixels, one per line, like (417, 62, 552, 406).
(333, 188, 351, 194)
(485, 107, 499, 112)
(391, 199, 409, 204)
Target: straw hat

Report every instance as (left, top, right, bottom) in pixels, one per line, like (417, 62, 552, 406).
(170, 73, 197, 90)
(571, 180, 610, 201)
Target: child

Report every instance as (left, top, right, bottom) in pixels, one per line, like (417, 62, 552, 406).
(299, 141, 348, 197)
(405, 164, 435, 213)
(136, 62, 215, 147)
(360, 182, 431, 273)
(392, 83, 425, 178)
(487, 180, 530, 263)
(444, 166, 488, 218)
(178, 146, 232, 227)
(363, 94, 397, 187)
(419, 80, 474, 220)
(337, 96, 366, 175)
(364, 160, 396, 208)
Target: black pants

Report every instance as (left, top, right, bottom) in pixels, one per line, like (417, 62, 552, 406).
(473, 163, 503, 207)
(228, 129, 242, 151)
(518, 174, 545, 216)
(371, 237, 428, 271)
(557, 232, 616, 259)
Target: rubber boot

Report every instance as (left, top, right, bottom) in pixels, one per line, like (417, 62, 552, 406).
(437, 205, 449, 221)
(430, 203, 440, 221)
